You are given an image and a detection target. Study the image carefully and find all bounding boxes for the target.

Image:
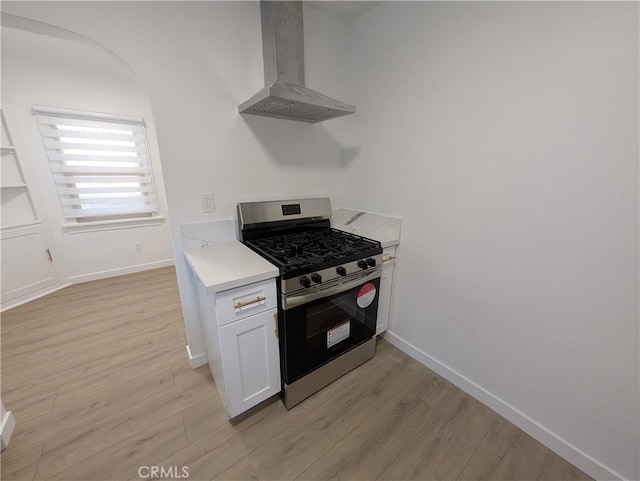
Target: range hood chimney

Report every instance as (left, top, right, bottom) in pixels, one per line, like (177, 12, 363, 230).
(238, 1, 356, 123)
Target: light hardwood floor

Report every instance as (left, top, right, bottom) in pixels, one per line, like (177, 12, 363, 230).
(1, 267, 592, 481)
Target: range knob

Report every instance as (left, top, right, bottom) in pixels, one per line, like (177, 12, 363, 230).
(336, 266, 347, 277)
(367, 258, 377, 268)
(357, 260, 368, 270)
(311, 273, 322, 284)
(299, 276, 311, 288)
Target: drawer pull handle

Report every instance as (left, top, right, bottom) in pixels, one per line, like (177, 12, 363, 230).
(383, 255, 396, 263)
(234, 296, 267, 309)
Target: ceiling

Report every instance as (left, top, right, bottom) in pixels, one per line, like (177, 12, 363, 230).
(306, 1, 384, 23)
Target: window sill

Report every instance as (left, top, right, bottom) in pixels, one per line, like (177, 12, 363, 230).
(62, 215, 166, 234)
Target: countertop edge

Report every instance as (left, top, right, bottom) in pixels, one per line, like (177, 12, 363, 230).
(184, 242, 279, 295)
(203, 270, 279, 295)
(380, 239, 400, 249)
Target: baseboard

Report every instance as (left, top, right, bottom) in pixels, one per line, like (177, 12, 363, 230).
(1, 283, 70, 312)
(186, 345, 207, 368)
(67, 259, 174, 284)
(383, 330, 625, 481)
(1, 409, 16, 450)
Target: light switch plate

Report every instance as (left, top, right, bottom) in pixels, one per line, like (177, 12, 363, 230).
(201, 193, 215, 213)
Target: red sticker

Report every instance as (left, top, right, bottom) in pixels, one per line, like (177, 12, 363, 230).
(357, 282, 376, 308)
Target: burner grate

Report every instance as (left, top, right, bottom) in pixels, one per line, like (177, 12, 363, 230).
(247, 228, 379, 271)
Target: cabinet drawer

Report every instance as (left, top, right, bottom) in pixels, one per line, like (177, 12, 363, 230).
(215, 278, 277, 326)
(382, 246, 397, 266)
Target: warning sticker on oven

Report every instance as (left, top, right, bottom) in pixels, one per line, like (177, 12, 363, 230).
(327, 321, 350, 348)
(357, 282, 377, 308)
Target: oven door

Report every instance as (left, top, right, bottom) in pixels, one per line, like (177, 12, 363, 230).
(281, 270, 380, 384)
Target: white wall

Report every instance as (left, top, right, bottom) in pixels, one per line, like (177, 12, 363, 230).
(1, 2, 350, 361)
(341, 2, 639, 480)
(1, 22, 174, 284)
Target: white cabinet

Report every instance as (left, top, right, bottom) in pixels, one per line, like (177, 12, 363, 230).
(194, 274, 281, 418)
(376, 245, 397, 335)
(219, 308, 281, 417)
(1, 225, 58, 305)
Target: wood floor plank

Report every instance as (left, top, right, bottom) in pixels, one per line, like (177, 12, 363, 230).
(2, 300, 144, 343)
(214, 456, 259, 481)
(5, 366, 176, 458)
(48, 414, 188, 481)
(54, 364, 175, 412)
(116, 308, 183, 343)
(182, 392, 303, 453)
(229, 395, 303, 453)
(33, 376, 216, 479)
(129, 423, 249, 481)
(457, 427, 545, 480)
(1, 326, 181, 393)
(1, 386, 59, 424)
(538, 450, 593, 481)
(489, 414, 548, 467)
(107, 329, 186, 371)
(171, 360, 211, 387)
(378, 391, 498, 480)
(296, 386, 434, 480)
(249, 353, 421, 480)
(1, 330, 120, 371)
(181, 396, 228, 445)
(406, 366, 461, 410)
(292, 337, 423, 418)
(54, 354, 179, 407)
(0, 444, 43, 481)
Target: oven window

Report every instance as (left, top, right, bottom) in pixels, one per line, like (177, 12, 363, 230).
(283, 278, 379, 383)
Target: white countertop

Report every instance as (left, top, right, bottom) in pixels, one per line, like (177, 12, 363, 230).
(332, 208, 402, 248)
(184, 241, 279, 294)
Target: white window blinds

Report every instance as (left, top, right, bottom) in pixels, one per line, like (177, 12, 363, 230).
(34, 106, 158, 221)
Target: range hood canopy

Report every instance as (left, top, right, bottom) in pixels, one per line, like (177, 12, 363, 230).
(239, 1, 356, 124)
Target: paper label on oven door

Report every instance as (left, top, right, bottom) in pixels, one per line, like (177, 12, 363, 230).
(357, 282, 377, 308)
(327, 321, 350, 348)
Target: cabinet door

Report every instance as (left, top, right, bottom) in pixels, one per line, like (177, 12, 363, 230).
(220, 308, 281, 418)
(376, 265, 394, 335)
(1, 224, 58, 307)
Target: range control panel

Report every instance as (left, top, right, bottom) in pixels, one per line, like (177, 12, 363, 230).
(282, 254, 382, 295)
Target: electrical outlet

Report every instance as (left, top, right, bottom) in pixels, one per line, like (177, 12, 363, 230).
(201, 193, 215, 213)
(135, 242, 143, 252)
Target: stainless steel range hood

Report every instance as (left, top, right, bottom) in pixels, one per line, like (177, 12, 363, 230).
(239, 1, 355, 124)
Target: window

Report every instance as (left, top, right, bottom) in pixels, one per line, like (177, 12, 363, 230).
(34, 106, 158, 223)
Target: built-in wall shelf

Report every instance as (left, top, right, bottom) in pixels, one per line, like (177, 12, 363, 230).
(1, 219, 41, 228)
(0, 105, 58, 311)
(0, 220, 42, 232)
(0, 109, 38, 230)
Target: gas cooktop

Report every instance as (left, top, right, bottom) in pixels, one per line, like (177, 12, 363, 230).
(245, 228, 381, 278)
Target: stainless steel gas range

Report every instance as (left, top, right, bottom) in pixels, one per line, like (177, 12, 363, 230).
(238, 198, 382, 408)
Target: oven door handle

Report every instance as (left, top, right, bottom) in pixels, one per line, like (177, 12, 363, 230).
(283, 269, 381, 310)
